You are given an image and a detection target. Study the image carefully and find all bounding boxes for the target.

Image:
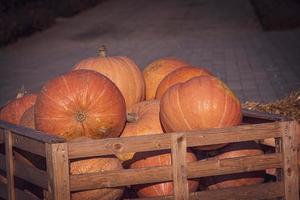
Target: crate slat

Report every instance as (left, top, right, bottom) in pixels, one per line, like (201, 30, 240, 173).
(15, 188, 41, 200)
(282, 121, 299, 200)
(242, 109, 288, 122)
(13, 134, 46, 157)
(5, 130, 15, 200)
(0, 129, 3, 144)
(0, 181, 7, 199)
(0, 153, 48, 189)
(0, 120, 65, 144)
(127, 182, 284, 200)
(70, 153, 282, 191)
(46, 143, 70, 200)
(68, 122, 282, 159)
(171, 133, 188, 200)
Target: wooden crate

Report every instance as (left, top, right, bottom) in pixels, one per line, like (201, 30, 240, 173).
(0, 110, 299, 200)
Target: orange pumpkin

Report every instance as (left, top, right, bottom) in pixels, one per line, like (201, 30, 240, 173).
(0, 93, 37, 124)
(143, 57, 189, 100)
(203, 141, 265, 190)
(71, 156, 124, 200)
(34, 70, 126, 140)
(20, 106, 35, 129)
(73, 46, 145, 110)
(156, 66, 213, 99)
(117, 100, 163, 161)
(160, 76, 242, 150)
(130, 151, 199, 197)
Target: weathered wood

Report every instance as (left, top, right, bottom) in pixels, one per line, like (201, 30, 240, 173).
(70, 153, 282, 191)
(0, 128, 3, 144)
(13, 134, 45, 157)
(0, 181, 8, 199)
(0, 120, 65, 144)
(242, 109, 288, 122)
(46, 143, 70, 200)
(127, 182, 284, 200)
(5, 130, 15, 200)
(15, 188, 41, 200)
(68, 122, 282, 159)
(171, 133, 188, 200)
(0, 153, 48, 189)
(282, 121, 299, 200)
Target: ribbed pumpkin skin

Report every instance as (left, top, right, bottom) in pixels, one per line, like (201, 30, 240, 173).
(71, 157, 124, 200)
(130, 151, 199, 197)
(73, 55, 145, 110)
(156, 66, 213, 99)
(160, 76, 242, 150)
(204, 142, 265, 190)
(35, 70, 126, 140)
(20, 106, 35, 129)
(0, 94, 37, 124)
(117, 100, 163, 161)
(143, 58, 189, 100)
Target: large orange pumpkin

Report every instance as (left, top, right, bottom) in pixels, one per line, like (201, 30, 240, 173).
(117, 100, 163, 161)
(130, 151, 199, 197)
(143, 57, 189, 100)
(156, 66, 213, 99)
(160, 76, 242, 150)
(203, 141, 265, 190)
(20, 106, 35, 129)
(0, 93, 37, 124)
(73, 46, 145, 110)
(34, 70, 126, 140)
(71, 156, 124, 200)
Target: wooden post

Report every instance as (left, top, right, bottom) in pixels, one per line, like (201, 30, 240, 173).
(282, 121, 299, 200)
(46, 143, 70, 200)
(171, 133, 189, 200)
(5, 130, 15, 200)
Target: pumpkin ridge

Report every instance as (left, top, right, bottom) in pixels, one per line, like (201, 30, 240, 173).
(177, 86, 192, 130)
(218, 88, 228, 127)
(86, 81, 108, 111)
(122, 57, 138, 105)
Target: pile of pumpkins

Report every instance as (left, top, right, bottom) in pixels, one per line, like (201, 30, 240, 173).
(0, 46, 266, 199)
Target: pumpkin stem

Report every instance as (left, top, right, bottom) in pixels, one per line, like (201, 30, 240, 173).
(127, 112, 139, 122)
(98, 45, 107, 57)
(16, 85, 27, 99)
(76, 111, 87, 122)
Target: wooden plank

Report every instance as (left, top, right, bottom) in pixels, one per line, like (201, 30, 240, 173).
(0, 181, 8, 199)
(282, 121, 299, 200)
(0, 129, 3, 144)
(0, 120, 65, 144)
(68, 122, 282, 159)
(45, 143, 70, 200)
(15, 188, 41, 200)
(0, 153, 48, 189)
(13, 134, 45, 157)
(70, 153, 282, 191)
(171, 133, 188, 200)
(127, 182, 284, 200)
(5, 130, 15, 200)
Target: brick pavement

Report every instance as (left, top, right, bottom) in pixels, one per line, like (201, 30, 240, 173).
(0, 0, 299, 106)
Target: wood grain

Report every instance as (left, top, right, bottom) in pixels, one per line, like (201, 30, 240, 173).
(171, 133, 188, 200)
(0, 120, 65, 143)
(15, 188, 41, 200)
(46, 143, 70, 200)
(0, 128, 3, 144)
(282, 121, 299, 200)
(68, 122, 282, 159)
(13, 134, 46, 157)
(5, 130, 15, 200)
(0, 181, 7, 199)
(70, 153, 282, 191)
(127, 182, 284, 200)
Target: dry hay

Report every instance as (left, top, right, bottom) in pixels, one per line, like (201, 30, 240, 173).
(243, 91, 300, 122)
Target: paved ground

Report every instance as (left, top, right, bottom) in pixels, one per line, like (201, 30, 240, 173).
(0, 0, 299, 106)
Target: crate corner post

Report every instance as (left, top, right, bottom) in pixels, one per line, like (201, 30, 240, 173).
(45, 142, 70, 200)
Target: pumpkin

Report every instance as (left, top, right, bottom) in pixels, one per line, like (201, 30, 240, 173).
(130, 151, 199, 197)
(34, 70, 126, 140)
(117, 100, 163, 161)
(73, 46, 145, 109)
(160, 76, 242, 150)
(156, 66, 213, 99)
(203, 141, 265, 190)
(0, 92, 37, 124)
(20, 106, 35, 129)
(71, 156, 124, 200)
(143, 57, 189, 100)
